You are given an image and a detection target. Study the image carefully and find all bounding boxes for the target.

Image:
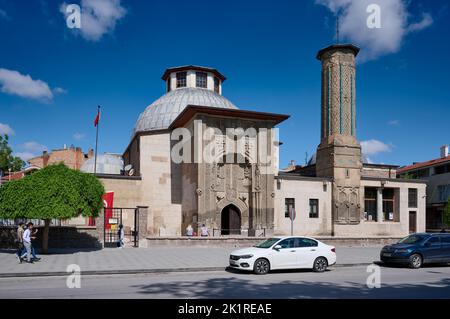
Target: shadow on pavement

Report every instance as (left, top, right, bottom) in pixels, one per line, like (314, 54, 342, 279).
(131, 275, 450, 299)
(0, 247, 102, 255)
(225, 267, 332, 275)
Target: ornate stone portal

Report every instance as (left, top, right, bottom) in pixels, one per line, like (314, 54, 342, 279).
(175, 109, 286, 236)
(315, 44, 363, 225)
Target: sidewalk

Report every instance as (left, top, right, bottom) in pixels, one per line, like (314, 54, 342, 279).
(0, 246, 382, 278)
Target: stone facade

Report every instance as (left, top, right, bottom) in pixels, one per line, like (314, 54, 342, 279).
(96, 57, 426, 239)
(316, 45, 363, 226)
(179, 114, 277, 237)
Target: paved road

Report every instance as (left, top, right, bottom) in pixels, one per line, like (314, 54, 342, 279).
(0, 246, 381, 276)
(1, 265, 450, 298)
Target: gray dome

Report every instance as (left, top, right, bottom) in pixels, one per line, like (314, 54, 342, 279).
(80, 154, 124, 174)
(134, 87, 238, 133)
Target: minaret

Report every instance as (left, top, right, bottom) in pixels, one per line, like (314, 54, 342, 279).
(315, 44, 362, 225)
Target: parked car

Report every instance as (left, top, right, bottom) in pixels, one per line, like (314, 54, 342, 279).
(380, 233, 450, 269)
(228, 236, 336, 275)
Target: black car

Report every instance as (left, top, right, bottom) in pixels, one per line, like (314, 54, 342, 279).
(380, 233, 450, 269)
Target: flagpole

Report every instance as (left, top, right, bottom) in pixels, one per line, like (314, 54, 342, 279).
(94, 105, 100, 175)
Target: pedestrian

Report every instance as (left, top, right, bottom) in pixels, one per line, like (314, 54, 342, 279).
(117, 224, 125, 248)
(20, 227, 40, 262)
(15, 222, 25, 263)
(186, 224, 193, 237)
(30, 228, 40, 261)
(200, 224, 209, 237)
(22, 222, 34, 264)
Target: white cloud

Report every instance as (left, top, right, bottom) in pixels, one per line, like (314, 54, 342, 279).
(407, 13, 433, 33)
(53, 87, 67, 94)
(388, 120, 399, 125)
(60, 0, 127, 42)
(15, 152, 37, 161)
(0, 123, 14, 136)
(315, 0, 433, 62)
(0, 68, 53, 101)
(361, 139, 392, 155)
(15, 142, 48, 161)
(73, 132, 85, 140)
(21, 141, 48, 153)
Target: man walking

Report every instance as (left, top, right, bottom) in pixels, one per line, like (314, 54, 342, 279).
(22, 222, 34, 264)
(15, 222, 25, 263)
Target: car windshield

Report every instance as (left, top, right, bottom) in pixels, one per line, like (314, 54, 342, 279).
(398, 234, 427, 244)
(254, 238, 280, 248)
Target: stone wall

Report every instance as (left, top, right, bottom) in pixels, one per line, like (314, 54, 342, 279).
(274, 177, 333, 236)
(140, 133, 182, 236)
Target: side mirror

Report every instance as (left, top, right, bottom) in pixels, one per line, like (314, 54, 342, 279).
(424, 242, 431, 248)
(273, 245, 282, 250)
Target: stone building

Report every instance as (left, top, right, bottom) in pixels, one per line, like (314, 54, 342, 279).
(90, 45, 426, 238)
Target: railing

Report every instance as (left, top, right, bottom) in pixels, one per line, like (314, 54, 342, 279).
(0, 218, 62, 226)
(212, 228, 266, 237)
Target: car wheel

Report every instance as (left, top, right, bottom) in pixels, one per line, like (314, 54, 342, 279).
(253, 258, 270, 275)
(409, 254, 422, 269)
(313, 257, 328, 272)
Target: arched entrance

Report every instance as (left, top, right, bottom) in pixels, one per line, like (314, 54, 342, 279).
(221, 204, 241, 235)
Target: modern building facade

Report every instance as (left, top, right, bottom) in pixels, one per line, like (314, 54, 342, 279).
(88, 45, 426, 238)
(398, 145, 450, 231)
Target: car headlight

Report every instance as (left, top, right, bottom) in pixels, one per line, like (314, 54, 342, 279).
(240, 254, 254, 259)
(395, 249, 412, 253)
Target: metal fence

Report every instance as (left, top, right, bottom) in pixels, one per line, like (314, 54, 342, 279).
(0, 218, 63, 226)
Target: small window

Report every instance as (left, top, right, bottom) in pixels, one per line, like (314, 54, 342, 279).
(196, 72, 207, 88)
(408, 188, 418, 208)
(285, 198, 295, 218)
(364, 187, 378, 221)
(214, 77, 220, 93)
(309, 199, 319, 218)
(167, 79, 171, 92)
(382, 188, 397, 221)
(176, 72, 187, 88)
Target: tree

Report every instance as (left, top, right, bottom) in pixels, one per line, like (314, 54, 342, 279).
(0, 163, 104, 253)
(0, 134, 24, 173)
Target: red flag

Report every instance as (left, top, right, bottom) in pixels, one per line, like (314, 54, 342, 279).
(94, 108, 100, 127)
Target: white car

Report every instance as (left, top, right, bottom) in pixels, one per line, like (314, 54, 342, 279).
(229, 236, 336, 274)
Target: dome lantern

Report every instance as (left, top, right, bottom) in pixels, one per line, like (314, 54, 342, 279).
(161, 65, 226, 95)
(134, 66, 237, 135)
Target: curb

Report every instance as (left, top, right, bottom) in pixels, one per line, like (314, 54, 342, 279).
(0, 262, 374, 278)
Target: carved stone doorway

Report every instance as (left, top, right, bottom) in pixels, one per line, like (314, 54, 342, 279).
(221, 204, 241, 235)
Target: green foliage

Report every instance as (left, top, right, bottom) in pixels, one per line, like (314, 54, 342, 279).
(0, 134, 24, 173)
(0, 163, 104, 220)
(444, 198, 450, 227)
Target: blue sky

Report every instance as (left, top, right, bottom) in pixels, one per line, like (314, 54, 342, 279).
(0, 0, 449, 168)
